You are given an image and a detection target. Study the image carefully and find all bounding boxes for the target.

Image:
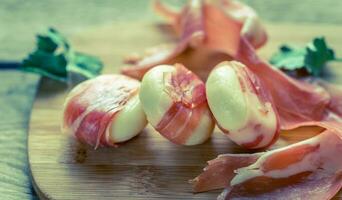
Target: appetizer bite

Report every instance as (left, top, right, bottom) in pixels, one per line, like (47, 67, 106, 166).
(62, 74, 147, 148)
(139, 64, 214, 145)
(206, 61, 279, 149)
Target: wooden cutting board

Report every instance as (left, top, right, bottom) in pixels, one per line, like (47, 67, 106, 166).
(28, 21, 342, 200)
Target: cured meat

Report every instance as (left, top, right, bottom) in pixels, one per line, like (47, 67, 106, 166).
(190, 153, 261, 192)
(62, 75, 147, 148)
(139, 64, 215, 145)
(230, 124, 341, 185)
(121, 0, 267, 80)
(206, 61, 279, 149)
(315, 80, 342, 119)
(218, 171, 342, 200)
(191, 123, 342, 199)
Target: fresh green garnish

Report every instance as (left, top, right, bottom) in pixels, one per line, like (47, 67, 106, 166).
(270, 37, 340, 76)
(22, 28, 103, 82)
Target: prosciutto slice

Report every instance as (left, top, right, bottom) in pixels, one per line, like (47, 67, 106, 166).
(191, 123, 342, 199)
(190, 153, 262, 192)
(219, 171, 342, 200)
(315, 80, 342, 119)
(62, 74, 146, 148)
(121, 0, 267, 80)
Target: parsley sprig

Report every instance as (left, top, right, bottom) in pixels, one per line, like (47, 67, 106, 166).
(270, 37, 341, 76)
(21, 28, 103, 82)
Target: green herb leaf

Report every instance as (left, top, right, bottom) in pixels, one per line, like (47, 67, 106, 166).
(270, 45, 306, 71)
(304, 37, 335, 76)
(270, 37, 339, 76)
(21, 28, 103, 82)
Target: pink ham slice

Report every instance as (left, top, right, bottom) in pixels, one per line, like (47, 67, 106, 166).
(190, 153, 262, 192)
(218, 171, 342, 200)
(121, 0, 267, 80)
(191, 122, 342, 199)
(62, 75, 140, 148)
(315, 80, 342, 120)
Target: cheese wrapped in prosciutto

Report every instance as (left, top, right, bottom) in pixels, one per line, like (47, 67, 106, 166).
(62, 75, 147, 148)
(139, 64, 215, 145)
(206, 61, 279, 149)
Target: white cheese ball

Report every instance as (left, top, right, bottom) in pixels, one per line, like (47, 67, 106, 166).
(206, 61, 279, 149)
(139, 64, 214, 145)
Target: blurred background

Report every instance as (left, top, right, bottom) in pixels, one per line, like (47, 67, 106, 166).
(1, 0, 342, 60)
(0, 0, 341, 199)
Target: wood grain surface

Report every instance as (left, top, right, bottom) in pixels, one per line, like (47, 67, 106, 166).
(28, 22, 342, 200)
